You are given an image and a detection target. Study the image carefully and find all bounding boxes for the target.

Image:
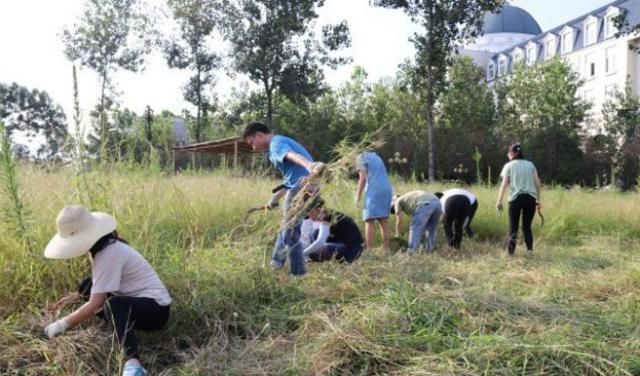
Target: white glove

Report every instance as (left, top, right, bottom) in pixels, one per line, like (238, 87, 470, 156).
(44, 318, 70, 338)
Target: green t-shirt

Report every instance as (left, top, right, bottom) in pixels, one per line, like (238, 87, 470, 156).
(395, 191, 437, 215)
(500, 159, 538, 202)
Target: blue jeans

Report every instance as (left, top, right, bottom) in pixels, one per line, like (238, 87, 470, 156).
(271, 188, 306, 275)
(307, 242, 363, 263)
(408, 198, 443, 254)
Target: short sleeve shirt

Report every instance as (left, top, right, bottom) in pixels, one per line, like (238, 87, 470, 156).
(269, 135, 314, 188)
(396, 191, 437, 216)
(500, 159, 538, 202)
(92, 241, 172, 306)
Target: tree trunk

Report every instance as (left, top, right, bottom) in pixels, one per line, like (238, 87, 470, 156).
(196, 67, 202, 143)
(99, 71, 108, 162)
(264, 78, 274, 131)
(425, 6, 435, 184)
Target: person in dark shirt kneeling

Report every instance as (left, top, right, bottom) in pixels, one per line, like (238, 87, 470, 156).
(303, 197, 364, 264)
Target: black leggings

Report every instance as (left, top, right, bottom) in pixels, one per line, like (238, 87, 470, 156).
(508, 194, 536, 254)
(442, 196, 478, 249)
(78, 279, 170, 358)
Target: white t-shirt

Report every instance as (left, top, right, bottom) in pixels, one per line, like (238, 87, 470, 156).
(92, 241, 172, 306)
(440, 189, 477, 209)
(300, 218, 320, 248)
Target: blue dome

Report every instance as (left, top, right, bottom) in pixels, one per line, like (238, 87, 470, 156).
(482, 5, 542, 35)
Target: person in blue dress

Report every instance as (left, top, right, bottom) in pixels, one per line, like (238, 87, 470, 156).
(355, 151, 393, 250)
(243, 122, 324, 276)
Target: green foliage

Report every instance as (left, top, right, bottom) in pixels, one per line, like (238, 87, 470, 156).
(0, 82, 68, 160)
(0, 122, 33, 252)
(61, 0, 152, 160)
(602, 79, 640, 190)
(220, 0, 351, 127)
(495, 58, 591, 184)
(372, 0, 505, 182)
(163, 0, 220, 143)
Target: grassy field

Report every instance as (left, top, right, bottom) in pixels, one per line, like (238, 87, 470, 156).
(1, 165, 640, 375)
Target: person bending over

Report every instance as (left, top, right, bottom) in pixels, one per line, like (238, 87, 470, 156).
(434, 188, 478, 249)
(391, 191, 442, 254)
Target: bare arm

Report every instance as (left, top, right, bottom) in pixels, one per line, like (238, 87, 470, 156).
(284, 151, 314, 171)
(63, 293, 108, 328)
(267, 188, 287, 208)
(496, 175, 509, 205)
(395, 213, 403, 237)
(534, 169, 542, 204)
(356, 170, 367, 203)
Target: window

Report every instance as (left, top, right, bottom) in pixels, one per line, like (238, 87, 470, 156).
(584, 17, 598, 46)
(498, 56, 508, 76)
(605, 7, 620, 39)
(513, 50, 523, 65)
(605, 46, 616, 74)
(487, 62, 496, 80)
(527, 44, 537, 66)
(585, 53, 596, 78)
(561, 28, 574, 54)
(545, 37, 556, 59)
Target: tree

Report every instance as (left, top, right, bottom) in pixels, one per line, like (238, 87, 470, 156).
(614, 9, 640, 51)
(61, 0, 151, 160)
(0, 83, 68, 160)
(602, 79, 640, 190)
(436, 56, 497, 182)
(163, 0, 220, 142)
(371, 0, 504, 182)
(495, 58, 590, 184)
(220, 0, 351, 129)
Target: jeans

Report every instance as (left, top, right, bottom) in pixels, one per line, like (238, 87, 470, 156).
(408, 198, 443, 254)
(508, 193, 537, 254)
(271, 188, 306, 275)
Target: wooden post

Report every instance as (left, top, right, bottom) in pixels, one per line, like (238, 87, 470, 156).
(233, 139, 239, 172)
(172, 150, 176, 173)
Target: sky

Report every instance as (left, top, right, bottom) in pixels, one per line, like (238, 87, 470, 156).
(0, 0, 616, 126)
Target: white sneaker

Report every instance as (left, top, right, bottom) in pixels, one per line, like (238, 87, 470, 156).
(270, 260, 284, 269)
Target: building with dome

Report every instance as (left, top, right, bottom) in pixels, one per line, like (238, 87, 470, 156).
(461, 0, 640, 128)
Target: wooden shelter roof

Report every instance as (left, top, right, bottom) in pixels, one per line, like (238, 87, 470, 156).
(172, 136, 255, 155)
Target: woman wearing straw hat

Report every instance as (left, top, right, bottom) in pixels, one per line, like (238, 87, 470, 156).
(496, 144, 542, 256)
(43, 205, 171, 376)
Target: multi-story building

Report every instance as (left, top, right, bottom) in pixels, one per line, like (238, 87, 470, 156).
(462, 0, 640, 129)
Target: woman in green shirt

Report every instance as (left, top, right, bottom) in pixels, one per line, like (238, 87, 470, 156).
(496, 144, 542, 255)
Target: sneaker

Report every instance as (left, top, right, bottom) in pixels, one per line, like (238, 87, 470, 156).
(526, 249, 533, 257)
(270, 260, 284, 269)
(122, 365, 147, 376)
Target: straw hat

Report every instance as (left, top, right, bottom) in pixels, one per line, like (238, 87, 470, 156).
(44, 205, 117, 259)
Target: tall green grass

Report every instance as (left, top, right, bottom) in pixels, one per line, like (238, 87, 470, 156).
(1, 166, 640, 375)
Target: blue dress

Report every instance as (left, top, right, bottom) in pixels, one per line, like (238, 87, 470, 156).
(357, 152, 393, 221)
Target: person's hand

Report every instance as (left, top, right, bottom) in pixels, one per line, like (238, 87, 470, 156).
(496, 202, 503, 213)
(44, 318, 69, 339)
(536, 201, 541, 210)
(308, 162, 326, 176)
(354, 194, 360, 206)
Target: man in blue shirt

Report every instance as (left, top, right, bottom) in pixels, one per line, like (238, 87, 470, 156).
(243, 122, 324, 276)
